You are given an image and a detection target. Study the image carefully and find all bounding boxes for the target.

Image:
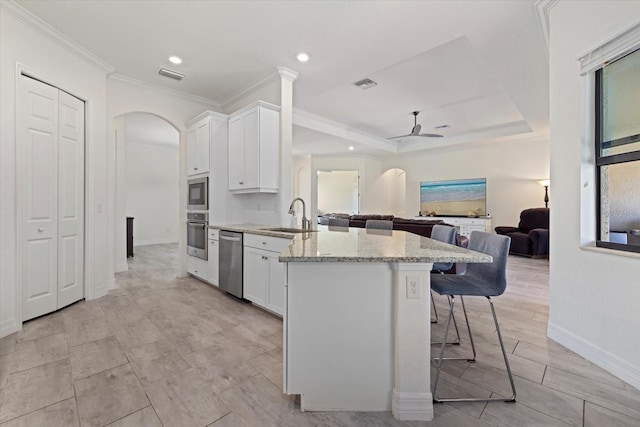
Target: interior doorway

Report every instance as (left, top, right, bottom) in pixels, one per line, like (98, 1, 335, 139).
(317, 170, 360, 215)
(114, 113, 179, 272)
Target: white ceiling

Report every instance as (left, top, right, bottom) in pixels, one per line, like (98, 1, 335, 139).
(16, 0, 549, 156)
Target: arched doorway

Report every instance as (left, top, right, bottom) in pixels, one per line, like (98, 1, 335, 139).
(114, 113, 180, 272)
(380, 168, 407, 217)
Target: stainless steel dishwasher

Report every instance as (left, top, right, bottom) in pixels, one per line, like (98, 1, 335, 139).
(219, 230, 243, 298)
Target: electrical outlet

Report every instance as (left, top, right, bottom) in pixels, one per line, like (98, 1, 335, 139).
(406, 276, 421, 299)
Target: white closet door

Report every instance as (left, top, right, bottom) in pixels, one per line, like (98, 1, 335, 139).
(57, 91, 84, 309)
(21, 76, 59, 320)
(20, 76, 85, 321)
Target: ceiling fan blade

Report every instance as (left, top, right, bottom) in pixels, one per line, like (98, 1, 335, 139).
(419, 133, 443, 138)
(387, 134, 412, 140)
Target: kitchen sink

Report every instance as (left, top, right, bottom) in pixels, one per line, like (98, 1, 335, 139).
(261, 227, 318, 233)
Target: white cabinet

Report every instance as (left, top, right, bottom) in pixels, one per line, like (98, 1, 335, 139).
(187, 255, 208, 282)
(208, 229, 219, 286)
(414, 216, 492, 238)
(186, 111, 228, 177)
(228, 101, 280, 193)
(243, 233, 291, 316)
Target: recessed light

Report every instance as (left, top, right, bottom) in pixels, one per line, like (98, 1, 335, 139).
(348, 146, 355, 151)
(296, 52, 311, 63)
(169, 56, 182, 64)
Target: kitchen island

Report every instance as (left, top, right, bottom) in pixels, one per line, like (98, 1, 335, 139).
(280, 225, 491, 421)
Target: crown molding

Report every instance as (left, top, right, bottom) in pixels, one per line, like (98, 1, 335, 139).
(109, 73, 222, 109)
(277, 66, 299, 82)
(1, 0, 116, 74)
(293, 108, 398, 153)
(534, 0, 560, 56)
(221, 69, 281, 109)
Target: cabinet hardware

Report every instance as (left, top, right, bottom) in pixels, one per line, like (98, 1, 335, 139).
(38, 227, 44, 232)
(239, 181, 244, 185)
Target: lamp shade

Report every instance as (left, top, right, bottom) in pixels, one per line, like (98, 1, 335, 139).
(537, 179, 550, 187)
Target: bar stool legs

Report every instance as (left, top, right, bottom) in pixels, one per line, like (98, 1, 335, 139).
(432, 296, 516, 403)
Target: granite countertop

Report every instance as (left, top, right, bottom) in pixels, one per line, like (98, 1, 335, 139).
(208, 224, 491, 264)
(208, 223, 297, 239)
(281, 225, 492, 263)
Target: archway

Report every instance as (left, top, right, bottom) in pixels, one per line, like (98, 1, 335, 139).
(379, 168, 407, 217)
(114, 112, 180, 272)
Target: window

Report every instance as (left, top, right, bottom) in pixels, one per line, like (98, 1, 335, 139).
(595, 48, 640, 253)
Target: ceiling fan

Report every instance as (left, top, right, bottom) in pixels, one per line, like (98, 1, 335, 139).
(389, 111, 443, 139)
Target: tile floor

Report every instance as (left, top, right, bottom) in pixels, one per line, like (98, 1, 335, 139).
(0, 243, 639, 426)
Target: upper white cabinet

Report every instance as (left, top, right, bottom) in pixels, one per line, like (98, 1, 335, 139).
(186, 111, 228, 177)
(228, 101, 280, 193)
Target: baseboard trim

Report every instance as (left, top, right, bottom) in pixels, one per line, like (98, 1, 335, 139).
(115, 262, 128, 273)
(0, 318, 19, 338)
(391, 390, 434, 421)
(548, 321, 640, 390)
(134, 238, 178, 247)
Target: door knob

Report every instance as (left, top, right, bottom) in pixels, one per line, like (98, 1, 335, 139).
(38, 227, 44, 232)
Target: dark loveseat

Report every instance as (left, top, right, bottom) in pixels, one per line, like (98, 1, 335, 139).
(495, 208, 549, 258)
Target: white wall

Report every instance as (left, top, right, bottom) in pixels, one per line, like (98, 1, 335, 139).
(383, 136, 550, 228)
(309, 156, 386, 223)
(0, 6, 109, 337)
(107, 77, 228, 278)
(124, 118, 179, 246)
(548, 1, 640, 389)
(317, 171, 359, 215)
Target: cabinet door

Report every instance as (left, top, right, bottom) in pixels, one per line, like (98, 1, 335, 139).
(243, 247, 268, 305)
(228, 116, 245, 190)
(187, 127, 198, 175)
(196, 120, 210, 174)
(266, 253, 285, 316)
(242, 109, 260, 189)
(208, 239, 219, 286)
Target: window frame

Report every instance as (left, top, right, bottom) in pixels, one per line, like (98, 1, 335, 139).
(594, 49, 640, 253)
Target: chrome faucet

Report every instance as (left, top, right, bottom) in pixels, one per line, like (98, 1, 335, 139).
(288, 197, 310, 230)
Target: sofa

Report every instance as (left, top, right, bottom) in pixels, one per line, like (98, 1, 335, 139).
(495, 208, 549, 258)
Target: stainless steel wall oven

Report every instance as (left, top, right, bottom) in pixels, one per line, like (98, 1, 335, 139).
(187, 212, 208, 260)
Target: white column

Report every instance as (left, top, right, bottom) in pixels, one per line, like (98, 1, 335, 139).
(277, 67, 299, 226)
(391, 262, 433, 421)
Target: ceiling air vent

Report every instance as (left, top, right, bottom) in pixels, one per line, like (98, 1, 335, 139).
(158, 68, 185, 80)
(354, 78, 377, 89)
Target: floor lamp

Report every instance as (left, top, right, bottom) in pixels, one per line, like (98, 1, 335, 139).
(537, 179, 550, 208)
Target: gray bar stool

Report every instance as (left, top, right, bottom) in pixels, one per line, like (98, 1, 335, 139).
(365, 219, 393, 230)
(431, 231, 516, 403)
(328, 218, 350, 227)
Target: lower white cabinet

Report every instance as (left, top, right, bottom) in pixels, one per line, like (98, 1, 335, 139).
(187, 255, 208, 282)
(208, 229, 219, 286)
(243, 234, 291, 316)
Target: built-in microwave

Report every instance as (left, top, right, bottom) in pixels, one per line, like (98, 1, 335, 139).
(188, 177, 208, 211)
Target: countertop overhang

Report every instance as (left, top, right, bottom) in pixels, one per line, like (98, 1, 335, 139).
(209, 224, 491, 264)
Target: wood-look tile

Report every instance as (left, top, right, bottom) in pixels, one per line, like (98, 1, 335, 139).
(511, 376, 583, 426)
(514, 340, 626, 389)
(146, 309, 218, 353)
(0, 354, 12, 390)
(125, 339, 190, 385)
(0, 398, 79, 427)
(61, 300, 104, 327)
(102, 304, 146, 326)
(69, 336, 128, 381)
(584, 401, 640, 427)
(480, 399, 573, 427)
(459, 361, 518, 399)
(0, 335, 16, 357)
(75, 363, 149, 427)
(16, 312, 63, 343)
(228, 324, 277, 354)
(0, 359, 74, 424)
(219, 375, 320, 427)
(543, 366, 640, 420)
(430, 369, 490, 418)
(247, 348, 283, 390)
(207, 411, 248, 427)
(64, 317, 113, 348)
(144, 368, 230, 427)
(9, 333, 68, 373)
(315, 410, 409, 427)
(265, 331, 283, 349)
(110, 318, 164, 350)
(105, 406, 162, 427)
(405, 404, 493, 427)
